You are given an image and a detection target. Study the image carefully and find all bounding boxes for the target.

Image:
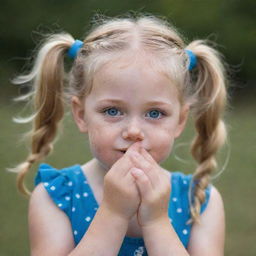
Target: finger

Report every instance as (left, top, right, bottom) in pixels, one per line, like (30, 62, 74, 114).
(131, 151, 160, 189)
(126, 141, 142, 155)
(139, 147, 156, 165)
(130, 168, 152, 199)
(140, 147, 165, 180)
(112, 151, 134, 176)
(140, 148, 171, 184)
(114, 142, 143, 176)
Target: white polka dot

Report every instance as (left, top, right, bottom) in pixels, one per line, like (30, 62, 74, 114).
(68, 181, 73, 186)
(85, 216, 91, 222)
(134, 246, 144, 255)
(74, 230, 78, 235)
(50, 186, 56, 191)
(169, 218, 173, 223)
(58, 203, 62, 207)
(177, 208, 182, 213)
(182, 229, 188, 235)
(75, 193, 81, 199)
(44, 182, 49, 187)
(65, 196, 71, 201)
(84, 180, 88, 184)
(94, 207, 98, 211)
(172, 197, 177, 202)
(72, 207, 76, 212)
(183, 180, 187, 185)
(75, 171, 80, 175)
(83, 192, 88, 197)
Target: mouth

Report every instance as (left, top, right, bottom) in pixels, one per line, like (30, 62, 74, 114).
(118, 147, 148, 154)
(117, 148, 128, 154)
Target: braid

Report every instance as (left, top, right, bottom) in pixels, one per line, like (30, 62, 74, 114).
(186, 40, 228, 224)
(9, 33, 74, 196)
(190, 112, 226, 223)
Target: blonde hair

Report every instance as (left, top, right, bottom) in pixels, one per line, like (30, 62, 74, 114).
(10, 13, 228, 224)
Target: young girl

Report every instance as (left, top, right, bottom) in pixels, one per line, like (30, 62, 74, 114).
(11, 14, 227, 255)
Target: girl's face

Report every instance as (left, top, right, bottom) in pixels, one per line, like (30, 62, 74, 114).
(72, 57, 189, 171)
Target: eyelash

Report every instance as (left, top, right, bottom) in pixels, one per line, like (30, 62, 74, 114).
(100, 106, 167, 119)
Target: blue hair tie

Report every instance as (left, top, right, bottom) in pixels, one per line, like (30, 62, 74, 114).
(67, 40, 84, 59)
(185, 49, 197, 70)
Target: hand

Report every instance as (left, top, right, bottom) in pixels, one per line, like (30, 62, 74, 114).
(130, 146, 171, 227)
(101, 142, 142, 221)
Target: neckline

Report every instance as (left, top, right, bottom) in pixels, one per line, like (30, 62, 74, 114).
(77, 164, 176, 242)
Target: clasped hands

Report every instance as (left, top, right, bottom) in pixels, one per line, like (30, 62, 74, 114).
(102, 141, 171, 228)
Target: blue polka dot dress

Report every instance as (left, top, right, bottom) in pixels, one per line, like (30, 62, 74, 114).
(35, 163, 211, 255)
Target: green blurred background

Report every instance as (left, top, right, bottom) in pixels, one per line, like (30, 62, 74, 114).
(1, 0, 255, 255)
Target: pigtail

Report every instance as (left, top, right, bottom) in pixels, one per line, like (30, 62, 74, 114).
(186, 40, 228, 224)
(9, 33, 75, 196)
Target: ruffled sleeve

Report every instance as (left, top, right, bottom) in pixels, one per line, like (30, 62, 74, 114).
(34, 163, 73, 217)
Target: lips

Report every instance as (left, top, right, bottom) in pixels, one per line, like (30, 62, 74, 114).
(118, 148, 149, 154)
(117, 146, 148, 154)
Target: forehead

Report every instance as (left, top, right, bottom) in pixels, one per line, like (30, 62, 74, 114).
(90, 55, 179, 104)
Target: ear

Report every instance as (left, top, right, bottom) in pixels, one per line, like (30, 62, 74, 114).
(174, 104, 189, 138)
(71, 96, 88, 133)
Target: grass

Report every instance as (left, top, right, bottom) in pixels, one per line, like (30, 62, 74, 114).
(0, 97, 255, 255)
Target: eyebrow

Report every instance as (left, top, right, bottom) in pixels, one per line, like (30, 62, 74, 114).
(97, 98, 173, 107)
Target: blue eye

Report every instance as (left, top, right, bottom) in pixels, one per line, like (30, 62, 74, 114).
(104, 107, 121, 116)
(147, 110, 163, 119)
(102, 107, 165, 119)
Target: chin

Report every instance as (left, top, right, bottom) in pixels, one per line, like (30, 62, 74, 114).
(150, 150, 170, 165)
(95, 154, 121, 172)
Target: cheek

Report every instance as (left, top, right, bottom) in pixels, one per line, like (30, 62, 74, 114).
(87, 126, 118, 168)
(87, 119, 114, 143)
(88, 128, 112, 153)
(150, 127, 176, 163)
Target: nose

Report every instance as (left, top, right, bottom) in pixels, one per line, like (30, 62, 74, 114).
(121, 118, 145, 142)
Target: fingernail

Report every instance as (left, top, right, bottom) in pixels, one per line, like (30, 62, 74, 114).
(132, 151, 140, 158)
(131, 168, 143, 176)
